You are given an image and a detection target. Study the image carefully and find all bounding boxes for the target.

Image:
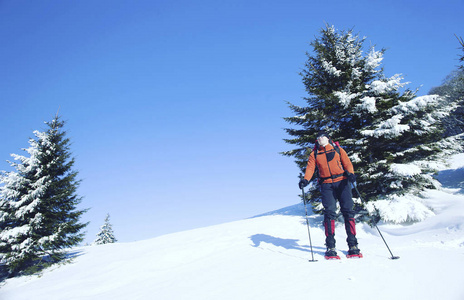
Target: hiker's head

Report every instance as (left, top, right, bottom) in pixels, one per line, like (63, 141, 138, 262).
(317, 131, 329, 147)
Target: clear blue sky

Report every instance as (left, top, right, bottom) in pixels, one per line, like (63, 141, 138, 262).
(1, 0, 463, 243)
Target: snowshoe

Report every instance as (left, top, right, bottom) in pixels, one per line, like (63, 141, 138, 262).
(346, 245, 363, 259)
(325, 248, 341, 260)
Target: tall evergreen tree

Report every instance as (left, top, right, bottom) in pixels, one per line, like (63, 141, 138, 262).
(429, 70, 464, 136)
(0, 115, 87, 276)
(457, 35, 464, 70)
(283, 25, 453, 222)
(0, 134, 49, 276)
(93, 214, 117, 245)
(429, 35, 464, 137)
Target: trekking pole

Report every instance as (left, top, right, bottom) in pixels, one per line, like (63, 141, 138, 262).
(352, 183, 400, 260)
(300, 174, 317, 262)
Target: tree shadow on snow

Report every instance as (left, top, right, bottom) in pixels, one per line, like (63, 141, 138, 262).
(249, 234, 325, 256)
(0, 249, 85, 283)
(66, 249, 85, 260)
(437, 167, 464, 194)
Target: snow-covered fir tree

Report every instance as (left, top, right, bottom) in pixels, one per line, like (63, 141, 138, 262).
(429, 69, 464, 136)
(0, 115, 87, 277)
(458, 35, 464, 70)
(283, 25, 456, 223)
(429, 36, 464, 137)
(93, 214, 117, 245)
(0, 134, 49, 276)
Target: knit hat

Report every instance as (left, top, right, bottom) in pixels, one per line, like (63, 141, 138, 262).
(317, 130, 329, 138)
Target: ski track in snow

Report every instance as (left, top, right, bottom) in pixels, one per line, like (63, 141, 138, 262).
(1, 154, 464, 300)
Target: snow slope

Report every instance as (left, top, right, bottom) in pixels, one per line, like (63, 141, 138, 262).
(2, 154, 464, 300)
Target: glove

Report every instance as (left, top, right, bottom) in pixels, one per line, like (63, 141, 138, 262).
(346, 172, 356, 183)
(299, 179, 309, 189)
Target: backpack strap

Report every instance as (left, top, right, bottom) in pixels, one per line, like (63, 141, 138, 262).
(313, 139, 341, 159)
(313, 141, 319, 161)
(331, 140, 341, 156)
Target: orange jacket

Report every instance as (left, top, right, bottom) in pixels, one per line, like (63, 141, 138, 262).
(303, 143, 354, 184)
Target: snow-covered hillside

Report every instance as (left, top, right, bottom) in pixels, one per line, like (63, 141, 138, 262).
(2, 154, 464, 300)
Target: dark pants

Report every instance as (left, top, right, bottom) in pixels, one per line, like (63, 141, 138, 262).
(321, 179, 357, 248)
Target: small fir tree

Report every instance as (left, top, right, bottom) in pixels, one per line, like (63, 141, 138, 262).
(93, 214, 117, 245)
(0, 115, 87, 276)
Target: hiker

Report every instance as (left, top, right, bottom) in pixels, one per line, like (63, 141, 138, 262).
(298, 130, 361, 259)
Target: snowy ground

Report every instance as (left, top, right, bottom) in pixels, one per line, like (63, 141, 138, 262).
(2, 154, 464, 300)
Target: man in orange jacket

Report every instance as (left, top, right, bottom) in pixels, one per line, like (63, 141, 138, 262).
(299, 131, 361, 259)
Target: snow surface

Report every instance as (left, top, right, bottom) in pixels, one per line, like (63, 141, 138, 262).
(2, 154, 464, 300)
